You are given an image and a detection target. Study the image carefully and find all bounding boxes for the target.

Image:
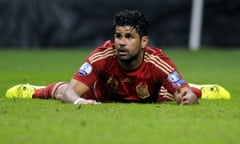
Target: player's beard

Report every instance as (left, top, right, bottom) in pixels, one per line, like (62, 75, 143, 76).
(117, 46, 142, 64)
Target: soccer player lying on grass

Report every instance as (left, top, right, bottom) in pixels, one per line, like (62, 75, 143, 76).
(5, 10, 231, 105)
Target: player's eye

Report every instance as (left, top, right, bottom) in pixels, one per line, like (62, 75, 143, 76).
(125, 33, 133, 39)
(114, 33, 122, 39)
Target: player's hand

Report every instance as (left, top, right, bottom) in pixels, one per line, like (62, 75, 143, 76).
(174, 86, 198, 105)
(160, 86, 175, 101)
(73, 97, 101, 104)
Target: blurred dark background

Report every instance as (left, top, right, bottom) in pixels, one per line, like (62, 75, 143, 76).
(0, 0, 239, 49)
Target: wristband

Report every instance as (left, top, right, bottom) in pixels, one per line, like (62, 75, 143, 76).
(73, 98, 85, 104)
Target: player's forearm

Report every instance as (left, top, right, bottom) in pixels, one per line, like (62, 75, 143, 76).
(60, 79, 90, 104)
(61, 88, 81, 104)
(61, 86, 99, 104)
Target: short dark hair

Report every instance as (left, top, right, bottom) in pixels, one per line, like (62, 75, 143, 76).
(113, 10, 149, 37)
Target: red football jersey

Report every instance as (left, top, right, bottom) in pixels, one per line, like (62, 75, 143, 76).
(73, 40, 188, 103)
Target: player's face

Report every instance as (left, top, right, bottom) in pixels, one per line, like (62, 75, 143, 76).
(114, 26, 148, 69)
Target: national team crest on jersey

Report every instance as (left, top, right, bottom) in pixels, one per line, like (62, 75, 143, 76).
(78, 62, 93, 76)
(136, 85, 150, 99)
(106, 77, 119, 92)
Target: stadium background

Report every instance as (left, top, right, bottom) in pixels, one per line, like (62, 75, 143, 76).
(0, 0, 239, 49)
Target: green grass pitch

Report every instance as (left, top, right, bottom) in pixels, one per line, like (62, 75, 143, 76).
(0, 48, 239, 144)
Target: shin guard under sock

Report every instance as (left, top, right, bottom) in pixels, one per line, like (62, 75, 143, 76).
(32, 82, 66, 99)
(191, 87, 202, 99)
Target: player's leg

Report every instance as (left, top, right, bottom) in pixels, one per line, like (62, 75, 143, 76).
(5, 82, 68, 100)
(32, 82, 67, 99)
(189, 83, 231, 100)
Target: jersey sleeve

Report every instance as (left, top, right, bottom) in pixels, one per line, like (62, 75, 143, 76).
(73, 40, 115, 88)
(73, 60, 97, 88)
(148, 47, 189, 94)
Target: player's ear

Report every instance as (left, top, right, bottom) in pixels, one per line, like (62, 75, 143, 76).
(141, 36, 149, 48)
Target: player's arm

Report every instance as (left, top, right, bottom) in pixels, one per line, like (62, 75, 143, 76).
(61, 79, 99, 104)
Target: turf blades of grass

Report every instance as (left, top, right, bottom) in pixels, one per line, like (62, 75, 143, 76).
(0, 49, 239, 144)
